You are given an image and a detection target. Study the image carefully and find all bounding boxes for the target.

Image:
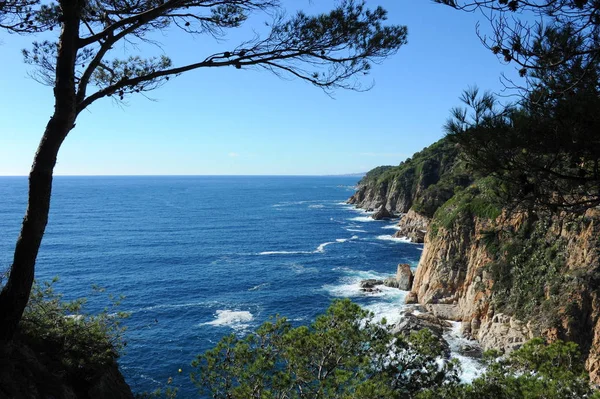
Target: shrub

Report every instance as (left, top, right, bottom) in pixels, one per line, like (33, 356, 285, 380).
(17, 278, 129, 380)
(192, 299, 460, 399)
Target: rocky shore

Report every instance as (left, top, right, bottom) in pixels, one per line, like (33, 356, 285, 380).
(358, 263, 482, 363)
(348, 137, 600, 383)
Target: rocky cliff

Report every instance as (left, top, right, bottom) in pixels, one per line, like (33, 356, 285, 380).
(393, 209, 430, 243)
(348, 138, 471, 216)
(411, 199, 600, 382)
(350, 138, 600, 383)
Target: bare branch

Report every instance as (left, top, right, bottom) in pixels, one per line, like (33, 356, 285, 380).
(75, 1, 406, 111)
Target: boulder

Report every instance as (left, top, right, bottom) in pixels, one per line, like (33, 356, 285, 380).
(425, 304, 461, 321)
(414, 312, 453, 331)
(405, 291, 418, 304)
(359, 279, 383, 289)
(360, 279, 384, 293)
(383, 277, 400, 288)
(459, 344, 483, 358)
(371, 206, 395, 220)
(396, 263, 414, 291)
(393, 229, 425, 243)
(391, 312, 451, 357)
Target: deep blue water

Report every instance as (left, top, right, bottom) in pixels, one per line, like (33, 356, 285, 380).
(0, 176, 424, 395)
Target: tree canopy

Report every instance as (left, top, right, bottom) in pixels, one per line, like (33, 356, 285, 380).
(194, 300, 600, 399)
(192, 299, 460, 399)
(443, 82, 600, 212)
(0, 0, 408, 341)
(434, 0, 600, 89)
(437, 0, 600, 213)
(421, 338, 600, 399)
(3, 0, 408, 105)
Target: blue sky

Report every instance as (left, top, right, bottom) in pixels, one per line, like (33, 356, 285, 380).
(0, 0, 517, 176)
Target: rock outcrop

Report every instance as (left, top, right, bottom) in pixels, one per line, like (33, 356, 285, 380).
(349, 137, 600, 382)
(392, 312, 451, 357)
(392, 210, 429, 243)
(376, 265, 415, 291)
(405, 292, 418, 304)
(409, 207, 600, 382)
(396, 264, 414, 291)
(0, 341, 133, 399)
(371, 206, 396, 220)
(360, 279, 383, 293)
(383, 277, 399, 289)
(360, 279, 383, 289)
(347, 138, 470, 215)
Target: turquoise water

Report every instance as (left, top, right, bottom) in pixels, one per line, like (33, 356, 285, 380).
(0, 176, 424, 395)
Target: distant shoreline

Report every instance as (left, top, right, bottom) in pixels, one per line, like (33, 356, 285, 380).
(0, 174, 366, 178)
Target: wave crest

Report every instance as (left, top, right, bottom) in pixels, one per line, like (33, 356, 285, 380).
(203, 310, 254, 331)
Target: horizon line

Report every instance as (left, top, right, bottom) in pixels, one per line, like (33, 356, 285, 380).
(0, 173, 366, 178)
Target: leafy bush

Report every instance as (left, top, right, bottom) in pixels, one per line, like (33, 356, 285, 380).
(17, 278, 129, 380)
(419, 338, 600, 399)
(430, 177, 502, 232)
(487, 220, 567, 326)
(192, 299, 460, 399)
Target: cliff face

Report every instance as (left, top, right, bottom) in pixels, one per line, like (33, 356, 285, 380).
(411, 204, 600, 383)
(351, 137, 600, 382)
(392, 209, 429, 243)
(348, 138, 470, 216)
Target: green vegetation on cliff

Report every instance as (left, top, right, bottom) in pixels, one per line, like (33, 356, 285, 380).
(429, 177, 502, 236)
(353, 137, 472, 216)
(195, 300, 598, 399)
(484, 212, 600, 336)
(0, 279, 132, 399)
(358, 165, 395, 185)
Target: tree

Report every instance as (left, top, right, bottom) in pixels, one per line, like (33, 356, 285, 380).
(444, 81, 600, 212)
(0, 0, 407, 341)
(192, 299, 461, 399)
(433, 0, 600, 90)
(419, 338, 600, 399)
(436, 0, 600, 213)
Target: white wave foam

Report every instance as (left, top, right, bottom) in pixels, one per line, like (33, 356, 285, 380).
(381, 224, 402, 230)
(445, 321, 485, 382)
(308, 204, 325, 209)
(248, 283, 270, 291)
(316, 242, 335, 253)
(376, 234, 412, 243)
(351, 235, 359, 240)
(203, 310, 254, 331)
(261, 239, 346, 256)
(348, 216, 376, 222)
(323, 269, 399, 298)
(345, 228, 367, 233)
(137, 302, 208, 312)
(259, 250, 311, 255)
(363, 297, 407, 325)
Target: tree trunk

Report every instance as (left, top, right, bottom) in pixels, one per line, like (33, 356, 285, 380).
(0, 0, 80, 341)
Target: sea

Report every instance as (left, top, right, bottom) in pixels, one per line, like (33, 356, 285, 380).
(0, 176, 480, 396)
